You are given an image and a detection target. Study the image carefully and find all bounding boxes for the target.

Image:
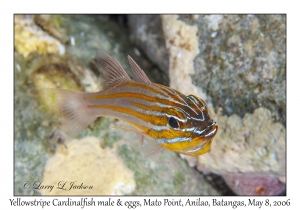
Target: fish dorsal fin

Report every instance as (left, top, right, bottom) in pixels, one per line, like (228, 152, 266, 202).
(95, 51, 131, 89)
(127, 55, 152, 84)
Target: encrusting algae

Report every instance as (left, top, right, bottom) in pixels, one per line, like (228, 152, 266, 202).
(32, 55, 100, 115)
(14, 15, 65, 58)
(40, 137, 136, 195)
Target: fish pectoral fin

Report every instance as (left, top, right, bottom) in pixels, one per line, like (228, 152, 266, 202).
(142, 139, 164, 158)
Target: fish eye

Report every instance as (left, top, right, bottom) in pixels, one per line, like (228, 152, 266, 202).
(168, 117, 179, 129)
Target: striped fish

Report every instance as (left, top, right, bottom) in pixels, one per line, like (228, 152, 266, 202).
(48, 51, 218, 157)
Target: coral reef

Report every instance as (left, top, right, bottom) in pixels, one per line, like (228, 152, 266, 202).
(31, 55, 100, 114)
(14, 53, 55, 195)
(40, 137, 136, 195)
(198, 107, 285, 182)
(14, 15, 65, 58)
(33, 15, 69, 44)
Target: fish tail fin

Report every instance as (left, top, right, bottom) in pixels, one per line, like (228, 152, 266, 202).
(42, 89, 97, 140)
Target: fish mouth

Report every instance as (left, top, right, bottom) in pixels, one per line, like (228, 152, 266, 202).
(182, 122, 218, 156)
(193, 122, 218, 138)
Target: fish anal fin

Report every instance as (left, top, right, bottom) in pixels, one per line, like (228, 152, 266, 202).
(95, 51, 131, 89)
(127, 55, 152, 84)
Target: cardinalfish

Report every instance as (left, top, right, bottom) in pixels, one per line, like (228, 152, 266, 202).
(47, 51, 218, 157)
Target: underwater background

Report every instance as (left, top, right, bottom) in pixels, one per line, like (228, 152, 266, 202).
(14, 14, 286, 196)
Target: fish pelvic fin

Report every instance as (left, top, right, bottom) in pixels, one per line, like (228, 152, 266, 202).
(127, 55, 152, 84)
(136, 133, 144, 146)
(111, 125, 145, 146)
(95, 51, 131, 90)
(142, 139, 164, 158)
(43, 88, 97, 139)
(111, 125, 163, 157)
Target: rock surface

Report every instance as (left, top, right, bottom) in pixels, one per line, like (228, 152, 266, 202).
(222, 173, 285, 196)
(128, 15, 169, 77)
(188, 15, 285, 125)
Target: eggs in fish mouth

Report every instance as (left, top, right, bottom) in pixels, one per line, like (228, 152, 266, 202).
(160, 122, 218, 156)
(45, 51, 218, 158)
(189, 123, 218, 156)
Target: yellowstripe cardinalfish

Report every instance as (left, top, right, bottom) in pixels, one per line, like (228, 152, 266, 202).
(46, 51, 218, 157)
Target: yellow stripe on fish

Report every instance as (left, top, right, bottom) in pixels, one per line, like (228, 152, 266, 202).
(47, 51, 218, 157)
